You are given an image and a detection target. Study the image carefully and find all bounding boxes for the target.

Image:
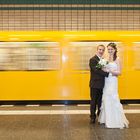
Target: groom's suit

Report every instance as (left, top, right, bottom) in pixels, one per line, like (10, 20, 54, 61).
(89, 55, 109, 121)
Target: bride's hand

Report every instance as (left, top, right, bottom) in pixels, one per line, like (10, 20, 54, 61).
(102, 67, 109, 72)
(102, 67, 106, 71)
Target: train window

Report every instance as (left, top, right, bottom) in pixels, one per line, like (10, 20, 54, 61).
(133, 42, 140, 70)
(0, 42, 60, 71)
(26, 42, 60, 70)
(0, 42, 26, 70)
(69, 42, 123, 70)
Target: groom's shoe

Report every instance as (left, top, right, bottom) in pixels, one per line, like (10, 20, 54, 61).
(97, 111, 100, 117)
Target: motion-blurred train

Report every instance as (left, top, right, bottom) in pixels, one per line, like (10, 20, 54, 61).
(0, 31, 139, 103)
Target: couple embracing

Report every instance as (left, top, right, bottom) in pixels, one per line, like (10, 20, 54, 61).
(89, 43, 129, 129)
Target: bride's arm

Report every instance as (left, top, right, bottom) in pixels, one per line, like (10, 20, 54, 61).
(110, 58, 122, 76)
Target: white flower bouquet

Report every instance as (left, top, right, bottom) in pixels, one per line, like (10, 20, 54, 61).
(96, 59, 109, 69)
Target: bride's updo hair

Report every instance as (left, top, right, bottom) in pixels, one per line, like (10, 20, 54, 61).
(107, 42, 117, 61)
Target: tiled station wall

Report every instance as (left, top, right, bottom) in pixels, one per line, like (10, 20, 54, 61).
(0, 4, 140, 30)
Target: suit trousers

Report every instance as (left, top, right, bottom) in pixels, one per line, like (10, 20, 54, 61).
(90, 87, 103, 119)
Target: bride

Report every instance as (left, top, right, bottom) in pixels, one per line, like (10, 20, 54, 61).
(98, 42, 129, 129)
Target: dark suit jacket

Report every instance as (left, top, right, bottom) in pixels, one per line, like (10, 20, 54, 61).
(89, 55, 109, 89)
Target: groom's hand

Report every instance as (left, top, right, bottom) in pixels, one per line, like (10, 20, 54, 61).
(112, 73, 117, 76)
(110, 70, 118, 76)
(109, 73, 117, 76)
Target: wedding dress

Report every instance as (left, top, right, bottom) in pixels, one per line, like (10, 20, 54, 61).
(98, 61, 129, 128)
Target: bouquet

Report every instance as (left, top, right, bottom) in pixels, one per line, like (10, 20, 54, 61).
(96, 58, 108, 69)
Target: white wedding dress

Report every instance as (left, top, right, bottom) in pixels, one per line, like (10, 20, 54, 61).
(98, 61, 129, 128)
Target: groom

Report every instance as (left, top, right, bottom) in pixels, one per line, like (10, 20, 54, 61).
(89, 45, 109, 123)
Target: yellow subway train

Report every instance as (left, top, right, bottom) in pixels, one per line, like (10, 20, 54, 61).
(0, 31, 139, 102)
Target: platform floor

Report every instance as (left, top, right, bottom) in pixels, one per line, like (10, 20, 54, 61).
(0, 104, 139, 140)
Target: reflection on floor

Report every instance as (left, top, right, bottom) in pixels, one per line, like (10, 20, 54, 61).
(0, 104, 139, 140)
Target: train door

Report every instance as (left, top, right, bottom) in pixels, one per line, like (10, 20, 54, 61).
(68, 41, 126, 100)
(127, 42, 140, 99)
